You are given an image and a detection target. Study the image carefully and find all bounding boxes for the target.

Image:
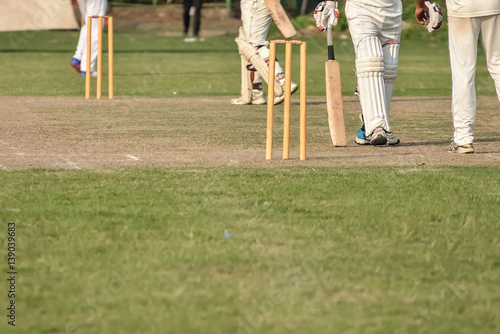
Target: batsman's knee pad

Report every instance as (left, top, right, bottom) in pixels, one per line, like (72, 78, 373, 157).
(355, 36, 384, 77)
(383, 42, 399, 83)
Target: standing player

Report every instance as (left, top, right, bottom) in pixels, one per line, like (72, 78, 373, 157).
(70, 0, 108, 76)
(183, 0, 204, 42)
(231, 0, 297, 105)
(315, 0, 438, 146)
(416, 0, 500, 154)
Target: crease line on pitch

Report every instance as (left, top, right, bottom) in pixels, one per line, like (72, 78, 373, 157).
(125, 154, 140, 161)
(59, 156, 81, 170)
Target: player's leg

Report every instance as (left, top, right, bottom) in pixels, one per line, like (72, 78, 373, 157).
(251, 72, 266, 105)
(193, 0, 203, 38)
(71, 0, 88, 74)
(183, 0, 193, 36)
(245, 0, 297, 104)
(379, 5, 402, 145)
(479, 14, 500, 100)
(447, 16, 479, 153)
(356, 41, 401, 146)
(346, 3, 389, 145)
(380, 6, 402, 114)
(231, 28, 267, 105)
(382, 42, 399, 111)
(80, 0, 107, 76)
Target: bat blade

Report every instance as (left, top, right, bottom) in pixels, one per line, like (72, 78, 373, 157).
(263, 0, 296, 38)
(325, 60, 347, 147)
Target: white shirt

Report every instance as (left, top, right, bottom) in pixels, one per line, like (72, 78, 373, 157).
(446, 0, 500, 17)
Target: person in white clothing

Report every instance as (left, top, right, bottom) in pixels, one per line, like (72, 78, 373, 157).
(231, 0, 297, 105)
(417, 0, 500, 154)
(315, 0, 412, 146)
(70, 0, 108, 77)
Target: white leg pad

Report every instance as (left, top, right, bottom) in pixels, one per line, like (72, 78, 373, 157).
(235, 27, 283, 96)
(383, 42, 399, 115)
(240, 54, 252, 104)
(236, 27, 252, 103)
(356, 36, 390, 136)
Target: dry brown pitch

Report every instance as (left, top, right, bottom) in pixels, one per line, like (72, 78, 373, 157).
(1, 96, 499, 170)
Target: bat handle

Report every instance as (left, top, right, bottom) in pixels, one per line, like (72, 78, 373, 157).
(327, 26, 335, 60)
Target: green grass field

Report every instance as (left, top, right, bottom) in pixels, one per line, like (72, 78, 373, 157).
(1, 13, 500, 334)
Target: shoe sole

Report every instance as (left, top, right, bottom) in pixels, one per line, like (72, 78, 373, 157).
(370, 134, 388, 146)
(447, 142, 474, 154)
(447, 148, 474, 154)
(387, 138, 400, 146)
(355, 137, 370, 145)
(356, 137, 400, 146)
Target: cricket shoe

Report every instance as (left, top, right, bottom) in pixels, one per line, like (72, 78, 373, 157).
(354, 114, 400, 145)
(274, 81, 298, 105)
(230, 89, 266, 105)
(355, 129, 400, 145)
(251, 89, 266, 105)
(447, 141, 474, 154)
(231, 96, 251, 105)
(70, 58, 81, 74)
(368, 128, 388, 146)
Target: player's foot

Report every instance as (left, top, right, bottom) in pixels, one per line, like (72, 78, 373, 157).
(368, 128, 388, 146)
(231, 89, 267, 105)
(355, 128, 400, 145)
(355, 128, 370, 145)
(447, 141, 474, 154)
(251, 89, 266, 105)
(70, 58, 81, 74)
(355, 114, 400, 145)
(274, 81, 298, 105)
(231, 96, 251, 105)
(80, 71, 97, 77)
(385, 132, 400, 145)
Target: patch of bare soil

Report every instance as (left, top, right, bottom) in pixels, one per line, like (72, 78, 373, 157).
(0, 96, 499, 170)
(111, 4, 242, 37)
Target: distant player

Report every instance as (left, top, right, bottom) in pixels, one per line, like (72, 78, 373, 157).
(416, 0, 500, 154)
(183, 0, 203, 42)
(231, 0, 297, 105)
(70, 0, 107, 77)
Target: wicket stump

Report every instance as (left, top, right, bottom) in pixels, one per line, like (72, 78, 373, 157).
(266, 40, 306, 160)
(85, 15, 113, 100)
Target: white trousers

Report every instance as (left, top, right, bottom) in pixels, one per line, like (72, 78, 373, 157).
(448, 14, 500, 145)
(346, 0, 402, 135)
(240, 0, 284, 82)
(73, 0, 107, 72)
(240, 0, 272, 46)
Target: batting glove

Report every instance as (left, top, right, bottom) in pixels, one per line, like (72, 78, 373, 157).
(425, 1, 443, 33)
(313, 1, 339, 32)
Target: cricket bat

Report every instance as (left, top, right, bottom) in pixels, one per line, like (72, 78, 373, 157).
(263, 0, 296, 38)
(325, 23, 347, 147)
